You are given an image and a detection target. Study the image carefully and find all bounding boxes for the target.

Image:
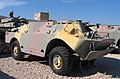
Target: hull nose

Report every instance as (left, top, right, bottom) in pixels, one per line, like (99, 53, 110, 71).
(75, 38, 115, 60)
(84, 48, 114, 60)
(94, 39, 115, 50)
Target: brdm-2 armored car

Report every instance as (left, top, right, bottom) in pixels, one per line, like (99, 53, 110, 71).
(0, 12, 115, 75)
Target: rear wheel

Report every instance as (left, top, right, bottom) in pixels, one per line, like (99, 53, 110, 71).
(80, 59, 95, 70)
(111, 42, 120, 54)
(49, 46, 73, 75)
(10, 41, 24, 60)
(118, 43, 120, 53)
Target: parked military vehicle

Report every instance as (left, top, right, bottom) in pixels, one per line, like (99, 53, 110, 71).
(0, 12, 115, 75)
(90, 24, 120, 54)
(107, 26, 120, 53)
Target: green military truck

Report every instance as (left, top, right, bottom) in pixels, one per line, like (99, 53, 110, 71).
(0, 12, 115, 75)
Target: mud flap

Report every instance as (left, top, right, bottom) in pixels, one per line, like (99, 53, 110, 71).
(84, 48, 114, 60)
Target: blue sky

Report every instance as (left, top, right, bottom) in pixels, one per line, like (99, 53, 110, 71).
(0, 0, 120, 25)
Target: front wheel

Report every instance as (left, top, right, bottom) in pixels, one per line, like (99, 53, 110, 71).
(79, 59, 96, 70)
(49, 46, 73, 75)
(118, 43, 120, 53)
(111, 43, 120, 54)
(10, 41, 24, 60)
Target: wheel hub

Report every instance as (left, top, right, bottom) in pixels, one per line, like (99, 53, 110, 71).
(53, 55, 63, 69)
(13, 46, 19, 56)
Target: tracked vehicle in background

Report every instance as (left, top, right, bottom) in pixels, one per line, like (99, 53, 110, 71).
(0, 12, 115, 75)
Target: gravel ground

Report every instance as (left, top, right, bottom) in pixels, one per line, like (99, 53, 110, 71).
(0, 53, 120, 79)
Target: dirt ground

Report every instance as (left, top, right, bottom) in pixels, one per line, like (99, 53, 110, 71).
(0, 53, 120, 79)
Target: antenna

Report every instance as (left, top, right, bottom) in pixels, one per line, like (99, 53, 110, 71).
(34, 0, 36, 14)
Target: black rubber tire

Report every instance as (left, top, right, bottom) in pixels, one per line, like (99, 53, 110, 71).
(118, 43, 120, 53)
(89, 59, 95, 66)
(10, 41, 24, 60)
(0, 40, 4, 53)
(49, 46, 73, 75)
(111, 43, 120, 54)
(80, 59, 96, 70)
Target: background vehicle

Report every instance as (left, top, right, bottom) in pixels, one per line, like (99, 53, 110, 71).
(108, 26, 120, 53)
(90, 24, 120, 54)
(0, 12, 115, 75)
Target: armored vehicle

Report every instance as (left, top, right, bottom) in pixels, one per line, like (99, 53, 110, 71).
(90, 24, 120, 54)
(107, 26, 120, 53)
(0, 12, 115, 75)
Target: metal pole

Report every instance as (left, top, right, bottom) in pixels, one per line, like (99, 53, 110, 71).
(34, 0, 36, 14)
